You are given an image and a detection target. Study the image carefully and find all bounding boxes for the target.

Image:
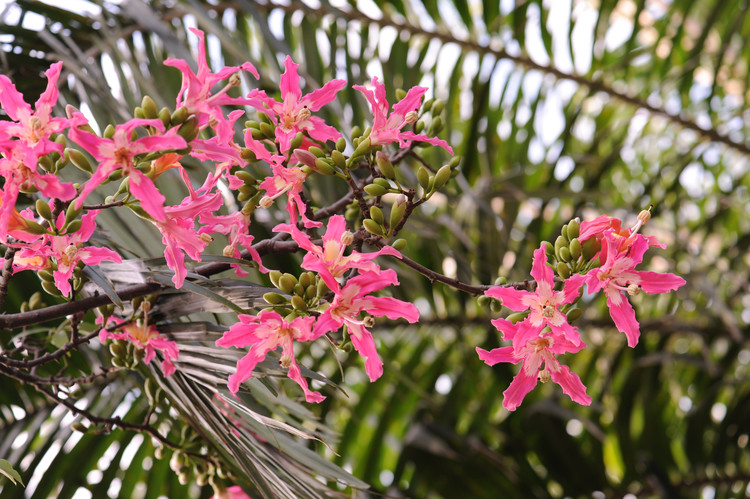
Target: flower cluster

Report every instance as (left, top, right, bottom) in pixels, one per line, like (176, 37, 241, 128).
(478, 211, 685, 411)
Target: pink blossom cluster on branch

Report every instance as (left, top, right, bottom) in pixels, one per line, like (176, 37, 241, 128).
(0, 27, 686, 421)
(477, 211, 685, 411)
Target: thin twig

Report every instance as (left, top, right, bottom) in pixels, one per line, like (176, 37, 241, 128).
(0, 246, 16, 310)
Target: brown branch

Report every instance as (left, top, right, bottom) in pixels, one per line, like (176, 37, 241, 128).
(0, 329, 100, 368)
(0, 246, 16, 310)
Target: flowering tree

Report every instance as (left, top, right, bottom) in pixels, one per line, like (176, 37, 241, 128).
(0, 2, 746, 498)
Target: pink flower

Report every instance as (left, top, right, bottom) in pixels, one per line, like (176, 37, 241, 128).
(29, 210, 121, 298)
(576, 233, 686, 347)
(164, 28, 258, 137)
(68, 117, 187, 221)
(216, 310, 324, 403)
(314, 269, 419, 381)
(152, 188, 224, 288)
(274, 215, 401, 292)
(211, 485, 251, 499)
(258, 160, 320, 228)
(352, 77, 453, 153)
(578, 212, 663, 262)
(485, 244, 583, 351)
(98, 317, 179, 376)
(476, 320, 590, 411)
(0, 62, 79, 165)
(248, 56, 346, 152)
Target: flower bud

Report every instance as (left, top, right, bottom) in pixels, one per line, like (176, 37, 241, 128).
(341, 230, 355, 246)
(417, 166, 430, 190)
(66, 148, 93, 173)
(336, 137, 347, 152)
(313, 157, 336, 175)
(269, 270, 282, 288)
(332, 150, 347, 170)
(567, 219, 580, 239)
(35, 199, 52, 221)
(364, 184, 387, 197)
(263, 292, 287, 305)
(569, 238, 582, 260)
(362, 218, 383, 236)
(171, 106, 189, 125)
(390, 195, 407, 229)
(556, 262, 571, 279)
(376, 151, 396, 179)
(278, 274, 298, 294)
(433, 164, 452, 191)
(369, 206, 384, 225)
(291, 295, 307, 311)
(432, 99, 445, 115)
(141, 95, 158, 119)
(391, 238, 407, 251)
(158, 107, 171, 128)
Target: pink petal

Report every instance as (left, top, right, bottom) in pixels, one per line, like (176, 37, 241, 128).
(530, 245, 554, 287)
(129, 170, 166, 221)
(484, 286, 533, 312)
(304, 79, 347, 111)
(348, 323, 383, 381)
(280, 56, 302, 102)
(549, 365, 591, 406)
(502, 368, 538, 411)
(367, 296, 420, 323)
(606, 291, 640, 347)
(286, 361, 325, 403)
(476, 346, 516, 366)
(633, 270, 686, 294)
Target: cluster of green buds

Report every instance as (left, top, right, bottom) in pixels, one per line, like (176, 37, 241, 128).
(546, 218, 600, 280)
(262, 270, 329, 317)
(108, 338, 145, 369)
(18, 291, 45, 313)
(163, 426, 227, 486)
(414, 155, 461, 199)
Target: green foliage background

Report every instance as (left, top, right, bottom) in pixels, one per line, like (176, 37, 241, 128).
(0, 0, 748, 497)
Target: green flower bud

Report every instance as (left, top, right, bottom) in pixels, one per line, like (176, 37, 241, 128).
(375, 151, 396, 179)
(567, 219, 580, 239)
(581, 238, 600, 261)
(332, 150, 347, 170)
(35, 199, 52, 221)
(299, 272, 314, 288)
(395, 88, 407, 100)
(506, 312, 527, 323)
(269, 270, 282, 288)
(417, 166, 430, 190)
(362, 218, 383, 236)
(308, 146, 325, 157)
(305, 284, 317, 300)
(65, 220, 82, 234)
(569, 238, 582, 260)
(390, 195, 407, 229)
(158, 107, 171, 128)
(369, 206, 384, 225)
(38, 155, 54, 172)
(291, 295, 307, 311)
(557, 262, 571, 279)
(336, 137, 347, 152)
(141, 95, 158, 119)
(477, 295, 490, 307)
(259, 122, 275, 139)
(278, 274, 298, 294)
(133, 107, 145, 119)
(364, 184, 387, 197)
(289, 132, 304, 150)
(263, 292, 288, 305)
(566, 307, 582, 322)
(559, 246, 571, 262)
(313, 157, 336, 175)
(391, 238, 407, 251)
(171, 106, 189, 125)
(66, 148, 93, 173)
(433, 164, 452, 191)
(432, 99, 445, 115)
(351, 125, 362, 139)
